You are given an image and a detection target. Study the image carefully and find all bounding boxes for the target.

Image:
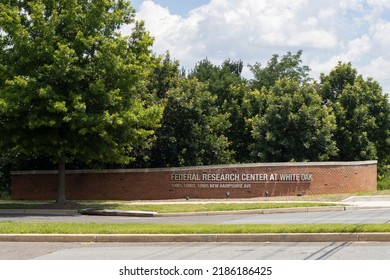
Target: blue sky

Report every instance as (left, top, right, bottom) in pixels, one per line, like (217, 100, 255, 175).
(127, 0, 390, 94)
(131, 0, 210, 17)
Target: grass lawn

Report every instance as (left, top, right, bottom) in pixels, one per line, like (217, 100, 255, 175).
(1, 222, 390, 234)
(1, 190, 389, 234)
(0, 201, 341, 213)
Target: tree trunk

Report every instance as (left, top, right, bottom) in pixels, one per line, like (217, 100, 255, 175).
(56, 157, 66, 206)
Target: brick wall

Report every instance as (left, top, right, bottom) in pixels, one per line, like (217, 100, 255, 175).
(11, 161, 377, 200)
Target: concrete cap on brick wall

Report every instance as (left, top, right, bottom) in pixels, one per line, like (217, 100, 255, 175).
(10, 160, 378, 175)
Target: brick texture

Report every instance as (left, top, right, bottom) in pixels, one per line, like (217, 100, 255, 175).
(11, 161, 377, 200)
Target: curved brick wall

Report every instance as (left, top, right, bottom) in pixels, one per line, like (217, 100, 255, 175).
(11, 161, 377, 200)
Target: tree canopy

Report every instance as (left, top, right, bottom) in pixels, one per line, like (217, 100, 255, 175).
(151, 77, 233, 167)
(0, 0, 162, 203)
(248, 78, 338, 162)
(249, 50, 311, 90)
(320, 62, 390, 165)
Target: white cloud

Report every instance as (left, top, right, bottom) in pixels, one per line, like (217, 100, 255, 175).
(318, 8, 337, 20)
(371, 19, 390, 49)
(302, 17, 318, 27)
(129, 0, 390, 93)
(367, 0, 390, 9)
(134, 0, 338, 62)
(289, 30, 338, 49)
(339, 0, 365, 11)
(136, 1, 181, 36)
(347, 35, 372, 61)
(362, 57, 390, 81)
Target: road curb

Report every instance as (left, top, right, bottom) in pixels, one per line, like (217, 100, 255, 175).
(0, 209, 79, 215)
(1, 233, 390, 243)
(79, 208, 157, 217)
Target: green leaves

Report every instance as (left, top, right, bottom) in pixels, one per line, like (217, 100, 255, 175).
(249, 50, 311, 90)
(247, 79, 337, 162)
(152, 54, 388, 170)
(320, 63, 390, 165)
(151, 77, 233, 167)
(0, 0, 161, 166)
(0, 0, 389, 184)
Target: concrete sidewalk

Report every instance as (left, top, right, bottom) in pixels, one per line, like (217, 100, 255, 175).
(342, 196, 390, 207)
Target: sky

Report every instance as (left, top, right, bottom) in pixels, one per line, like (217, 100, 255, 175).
(127, 0, 390, 94)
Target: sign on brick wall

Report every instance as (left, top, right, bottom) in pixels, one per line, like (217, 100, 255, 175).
(11, 161, 377, 200)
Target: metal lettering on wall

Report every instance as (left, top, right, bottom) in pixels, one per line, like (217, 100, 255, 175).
(170, 173, 313, 189)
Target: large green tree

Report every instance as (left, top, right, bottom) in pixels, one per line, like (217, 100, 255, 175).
(190, 59, 249, 162)
(151, 77, 233, 167)
(320, 62, 390, 168)
(0, 0, 162, 204)
(248, 78, 338, 162)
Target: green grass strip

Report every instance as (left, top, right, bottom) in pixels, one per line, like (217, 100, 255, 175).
(101, 203, 340, 213)
(0, 202, 339, 212)
(1, 222, 390, 234)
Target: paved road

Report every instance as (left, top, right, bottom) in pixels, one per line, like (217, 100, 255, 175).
(2, 208, 390, 224)
(2, 208, 390, 260)
(2, 197, 390, 260)
(2, 241, 390, 260)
